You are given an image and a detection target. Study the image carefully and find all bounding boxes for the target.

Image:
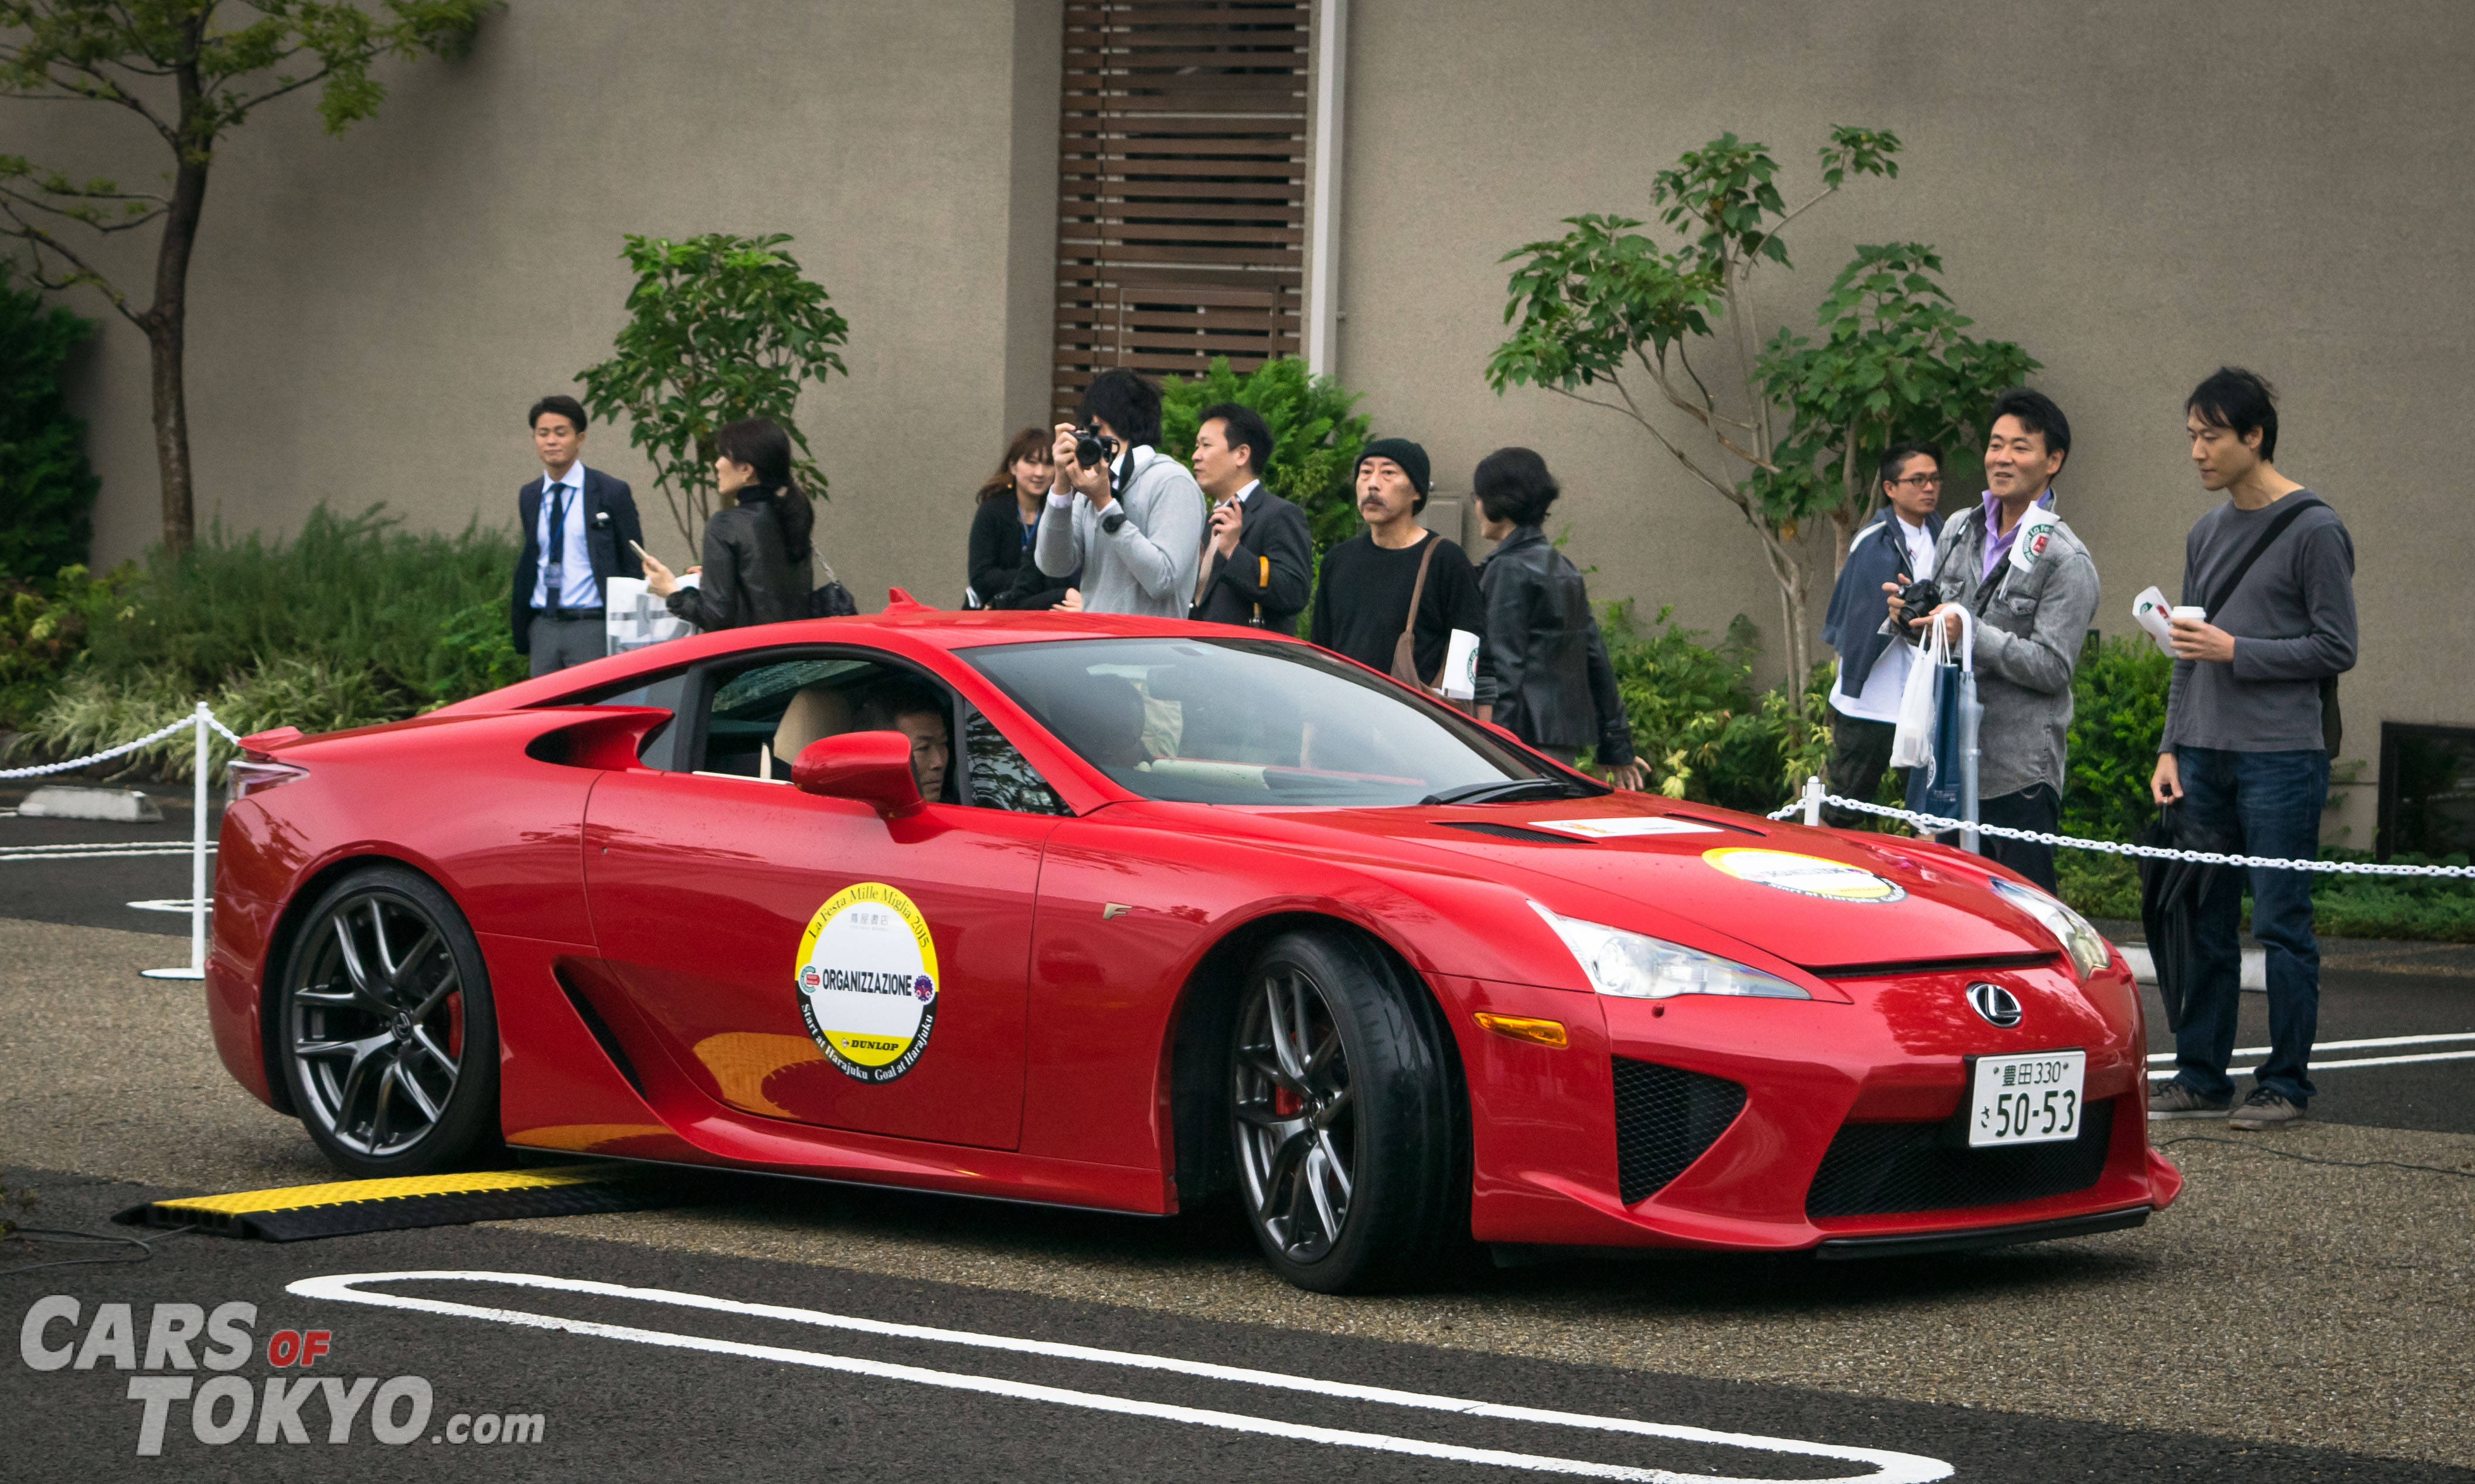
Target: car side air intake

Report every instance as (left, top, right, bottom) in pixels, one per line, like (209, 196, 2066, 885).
(1611, 1058, 1748, 1205)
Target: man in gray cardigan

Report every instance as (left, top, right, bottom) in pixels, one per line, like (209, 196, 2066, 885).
(2149, 369, 2356, 1131)
(1887, 389, 2100, 891)
(1036, 369, 1204, 618)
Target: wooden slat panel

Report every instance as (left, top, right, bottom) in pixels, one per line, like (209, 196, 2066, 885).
(1052, 0, 1310, 414)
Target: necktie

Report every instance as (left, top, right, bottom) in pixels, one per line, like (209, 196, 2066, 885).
(543, 482, 568, 608)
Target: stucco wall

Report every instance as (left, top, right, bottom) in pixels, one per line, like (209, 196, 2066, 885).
(14, 0, 2464, 841)
(11, 0, 1059, 604)
(1332, 0, 2473, 843)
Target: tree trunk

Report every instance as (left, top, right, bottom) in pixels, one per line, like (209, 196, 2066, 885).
(1756, 524, 1812, 720)
(142, 56, 212, 554)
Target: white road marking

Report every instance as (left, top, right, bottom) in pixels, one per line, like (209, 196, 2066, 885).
(293, 1271, 1952, 1483)
(127, 897, 212, 913)
(2146, 1031, 2475, 1062)
(2146, 1049, 2475, 1079)
(0, 842, 209, 861)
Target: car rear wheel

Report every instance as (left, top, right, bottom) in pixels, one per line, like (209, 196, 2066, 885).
(1229, 927, 1467, 1293)
(278, 865, 499, 1177)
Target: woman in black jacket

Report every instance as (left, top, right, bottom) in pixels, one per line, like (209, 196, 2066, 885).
(643, 417, 815, 630)
(1472, 447, 1646, 790)
(966, 426, 1078, 610)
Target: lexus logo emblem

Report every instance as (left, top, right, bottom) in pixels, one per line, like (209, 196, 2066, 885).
(1966, 982, 2022, 1027)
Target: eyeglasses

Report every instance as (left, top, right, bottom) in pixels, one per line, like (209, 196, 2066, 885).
(1888, 473, 1943, 489)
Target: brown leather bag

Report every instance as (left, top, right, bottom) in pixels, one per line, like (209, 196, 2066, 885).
(1390, 535, 1465, 710)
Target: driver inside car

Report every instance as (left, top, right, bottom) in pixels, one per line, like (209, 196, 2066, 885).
(853, 681, 952, 801)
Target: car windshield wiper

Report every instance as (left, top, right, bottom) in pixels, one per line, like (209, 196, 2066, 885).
(1418, 777, 1589, 807)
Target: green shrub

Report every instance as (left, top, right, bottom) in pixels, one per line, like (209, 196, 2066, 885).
(1596, 601, 1817, 814)
(26, 657, 404, 781)
(2065, 633, 2173, 843)
(1159, 356, 1370, 553)
(0, 262, 101, 583)
(0, 564, 132, 728)
(84, 504, 518, 707)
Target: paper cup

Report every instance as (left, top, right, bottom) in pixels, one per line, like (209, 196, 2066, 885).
(1441, 628, 1480, 700)
(2170, 605, 2206, 622)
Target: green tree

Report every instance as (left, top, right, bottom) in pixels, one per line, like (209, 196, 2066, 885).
(0, 0, 496, 553)
(1755, 241, 2037, 570)
(1158, 355, 1370, 553)
(0, 258, 99, 580)
(578, 232, 850, 550)
(1487, 127, 1902, 700)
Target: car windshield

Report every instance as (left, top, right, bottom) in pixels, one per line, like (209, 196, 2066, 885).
(963, 636, 1592, 807)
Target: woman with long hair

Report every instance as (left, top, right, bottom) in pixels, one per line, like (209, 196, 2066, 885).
(642, 417, 815, 630)
(966, 426, 1079, 610)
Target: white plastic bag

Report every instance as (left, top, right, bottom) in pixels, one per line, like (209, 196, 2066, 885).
(1889, 627, 1941, 767)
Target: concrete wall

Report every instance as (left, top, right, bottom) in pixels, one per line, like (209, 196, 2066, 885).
(12, 0, 1060, 604)
(1331, 0, 2475, 844)
(17, 0, 2467, 840)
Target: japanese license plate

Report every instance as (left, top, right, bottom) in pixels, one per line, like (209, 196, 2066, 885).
(1966, 1050, 2086, 1148)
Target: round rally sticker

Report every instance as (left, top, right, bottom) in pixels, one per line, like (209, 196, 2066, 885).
(795, 882, 942, 1083)
(1703, 847, 1905, 903)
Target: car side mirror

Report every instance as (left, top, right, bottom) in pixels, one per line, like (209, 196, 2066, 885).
(791, 731, 923, 817)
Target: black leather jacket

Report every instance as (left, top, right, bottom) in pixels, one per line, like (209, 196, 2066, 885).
(1476, 526, 1635, 764)
(667, 495, 812, 631)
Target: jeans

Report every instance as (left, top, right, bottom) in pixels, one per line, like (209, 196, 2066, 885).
(2170, 747, 2329, 1105)
(1936, 783, 2059, 892)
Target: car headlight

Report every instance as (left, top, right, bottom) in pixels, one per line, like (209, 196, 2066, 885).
(1989, 876, 2111, 978)
(1528, 903, 1810, 1000)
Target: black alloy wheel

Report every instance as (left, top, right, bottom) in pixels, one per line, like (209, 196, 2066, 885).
(278, 864, 499, 1177)
(1229, 927, 1469, 1293)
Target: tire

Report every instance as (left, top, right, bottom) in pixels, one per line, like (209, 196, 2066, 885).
(1228, 927, 1469, 1293)
(277, 864, 501, 1177)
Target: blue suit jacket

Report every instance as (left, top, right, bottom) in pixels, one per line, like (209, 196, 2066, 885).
(1822, 505, 1945, 699)
(511, 467, 646, 653)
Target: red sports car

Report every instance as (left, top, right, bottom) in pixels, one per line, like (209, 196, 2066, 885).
(207, 603, 2179, 1291)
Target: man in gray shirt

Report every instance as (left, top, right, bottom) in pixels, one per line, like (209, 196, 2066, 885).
(2149, 368, 2357, 1131)
(1886, 389, 2100, 891)
(1036, 369, 1204, 618)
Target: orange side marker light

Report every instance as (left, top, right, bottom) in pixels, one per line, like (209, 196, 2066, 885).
(1474, 1012, 1568, 1049)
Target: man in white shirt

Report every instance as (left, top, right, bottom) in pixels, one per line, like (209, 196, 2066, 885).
(512, 395, 645, 678)
(1819, 442, 1944, 822)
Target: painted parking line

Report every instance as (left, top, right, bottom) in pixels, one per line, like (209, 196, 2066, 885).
(2145, 1031, 2475, 1062)
(0, 842, 209, 861)
(295, 1271, 1953, 1483)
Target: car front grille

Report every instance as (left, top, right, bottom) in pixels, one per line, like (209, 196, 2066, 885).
(1805, 1098, 2117, 1219)
(1612, 1058, 1747, 1205)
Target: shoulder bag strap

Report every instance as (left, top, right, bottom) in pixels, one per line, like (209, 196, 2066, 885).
(1390, 535, 1442, 687)
(2202, 496, 2325, 617)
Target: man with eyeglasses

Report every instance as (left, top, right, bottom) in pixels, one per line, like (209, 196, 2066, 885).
(1820, 441, 1945, 822)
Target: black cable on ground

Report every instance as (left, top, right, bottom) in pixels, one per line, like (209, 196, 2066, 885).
(0, 1224, 195, 1278)
(2157, 1134, 2475, 1180)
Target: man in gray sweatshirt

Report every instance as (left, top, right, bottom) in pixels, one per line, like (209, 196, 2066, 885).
(2149, 368, 2357, 1132)
(1036, 369, 1204, 618)
(1886, 388, 2100, 892)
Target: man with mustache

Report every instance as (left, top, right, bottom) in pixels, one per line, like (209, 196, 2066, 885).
(1307, 438, 1496, 720)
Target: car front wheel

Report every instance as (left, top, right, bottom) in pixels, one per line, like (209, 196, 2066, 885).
(278, 864, 499, 1177)
(1229, 927, 1467, 1292)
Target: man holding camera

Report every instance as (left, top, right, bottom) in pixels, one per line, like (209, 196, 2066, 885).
(1885, 389, 2098, 891)
(1189, 401, 1312, 633)
(1036, 369, 1204, 619)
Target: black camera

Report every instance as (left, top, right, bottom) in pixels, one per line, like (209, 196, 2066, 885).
(1893, 576, 1940, 622)
(1072, 421, 1119, 471)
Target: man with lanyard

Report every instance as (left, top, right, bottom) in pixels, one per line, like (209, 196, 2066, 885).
(1885, 388, 2099, 891)
(2148, 367, 2355, 1131)
(511, 395, 645, 677)
(1036, 368, 1204, 619)
(1188, 401, 1312, 632)
(1820, 441, 1945, 824)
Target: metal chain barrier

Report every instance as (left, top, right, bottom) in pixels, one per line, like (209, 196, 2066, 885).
(1766, 777, 2475, 879)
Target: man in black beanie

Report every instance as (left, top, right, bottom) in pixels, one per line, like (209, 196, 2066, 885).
(1308, 437, 1497, 718)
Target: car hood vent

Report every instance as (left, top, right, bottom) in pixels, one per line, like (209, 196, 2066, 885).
(1435, 821, 1584, 844)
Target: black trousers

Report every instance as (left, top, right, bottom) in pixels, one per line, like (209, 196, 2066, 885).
(1938, 782, 2061, 892)
(1826, 712, 1897, 826)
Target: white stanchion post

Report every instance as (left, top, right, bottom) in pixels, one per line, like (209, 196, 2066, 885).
(141, 703, 211, 982)
(1801, 774, 1825, 827)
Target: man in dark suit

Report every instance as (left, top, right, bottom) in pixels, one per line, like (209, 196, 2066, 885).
(512, 395, 645, 677)
(1187, 401, 1312, 633)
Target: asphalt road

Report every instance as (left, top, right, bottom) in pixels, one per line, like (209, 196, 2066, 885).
(4, 802, 2473, 1479)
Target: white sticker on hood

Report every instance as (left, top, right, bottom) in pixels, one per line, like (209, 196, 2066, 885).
(1530, 817, 1725, 840)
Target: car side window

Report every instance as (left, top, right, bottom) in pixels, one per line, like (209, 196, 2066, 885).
(547, 667, 693, 770)
(961, 708, 1070, 815)
(695, 656, 881, 781)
